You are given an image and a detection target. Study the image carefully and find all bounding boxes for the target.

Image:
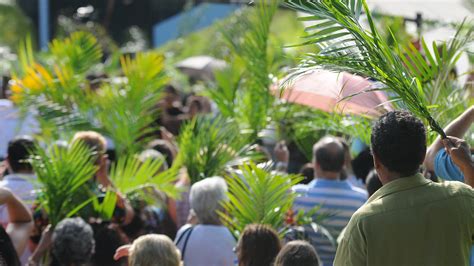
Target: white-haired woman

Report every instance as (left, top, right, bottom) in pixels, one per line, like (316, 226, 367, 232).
(174, 177, 236, 266)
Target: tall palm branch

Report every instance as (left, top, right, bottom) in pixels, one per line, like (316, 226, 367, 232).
(218, 0, 279, 138)
(284, 0, 473, 138)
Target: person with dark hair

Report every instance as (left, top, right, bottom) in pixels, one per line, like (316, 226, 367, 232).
(298, 163, 314, 185)
(236, 224, 281, 266)
(90, 222, 127, 266)
(0, 136, 36, 218)
(274, 240, 321, 266)
(365, 170, 382, 197)
(351, 147, 374, 184)
(292, 136, 367, 266)
(0, 136, 37, 264)
(335, 111, 474, 266)
(147, 139, 177, 168)
(338, 138, 365, 189)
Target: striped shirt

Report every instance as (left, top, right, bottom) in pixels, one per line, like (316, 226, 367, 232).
(292, 178, 368, 266)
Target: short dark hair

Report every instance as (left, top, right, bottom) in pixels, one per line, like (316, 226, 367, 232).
(237, 224, 281, 266)
(147, 139, 175, 168)
(7, 135, 35, 172)
(371, 111, 426, 176)
(365, 170, 383, 197)
(313, 137, 345, 172)
(90, 222, 126, 266)
(274, 240, 321, 266)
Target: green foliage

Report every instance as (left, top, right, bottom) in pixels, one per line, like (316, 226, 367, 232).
(29, 141, 99, 226)
(177, 115, 256, 184)
(221, 0, 279, 138)
(49, 31, 103, 75)
(398, 23, 473, 143)
(220, 162, 303, 238)
(204, 61, 244, 118)
(13, 32, 168, 154)
(284, 0, 471, 138)
(272, 102, 372, 159)
(109, 155, 180, 202)
(374, 14, 413, 47)
(0, 4, 35, 52)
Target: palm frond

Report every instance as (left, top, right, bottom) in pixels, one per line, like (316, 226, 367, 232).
(283, 0, 471, 138)
(29, 141, 98, 226)
(49, 31, 103, 74)
(220, 0, 280, 138)
(220, 162, 303, 238)
(109, 155, 180, 201)
(177, 115, 257, 184)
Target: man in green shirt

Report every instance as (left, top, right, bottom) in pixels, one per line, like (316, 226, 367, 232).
(335, 111, 474, 266)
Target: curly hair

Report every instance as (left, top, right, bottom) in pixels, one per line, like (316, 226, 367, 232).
(52, 218, 95, 266)
(371, 111, 426, 176)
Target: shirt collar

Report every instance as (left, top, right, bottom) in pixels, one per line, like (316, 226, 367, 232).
(367, 173, 430, 204)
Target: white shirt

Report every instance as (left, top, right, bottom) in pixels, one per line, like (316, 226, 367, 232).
(175, 224, 237, 266)
(0, 174, 37, 225)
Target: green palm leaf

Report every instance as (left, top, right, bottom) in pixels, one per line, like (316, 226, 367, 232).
(49, 31, 103, 74)
(220, 0, 280, 138)
(109, 155, 180, 201)
(284, 0, 472, 138)
(177, 115, 257, 184)
(29, 141, 98, 226)
(220, 162, 303, 238)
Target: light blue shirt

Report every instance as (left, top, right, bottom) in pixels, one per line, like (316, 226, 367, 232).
(292, 178, 367, 266)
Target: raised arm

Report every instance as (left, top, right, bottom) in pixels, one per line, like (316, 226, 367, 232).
(0, 188, 33, 256)
(442, 137, 474, 187)
(425, 106, 474, 172)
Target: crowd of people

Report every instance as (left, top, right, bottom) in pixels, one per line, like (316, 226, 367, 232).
(0, 78, 473, 266)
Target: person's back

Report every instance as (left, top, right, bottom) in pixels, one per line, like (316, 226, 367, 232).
(292, 136, 367, 265)
(335, 111, 474, 266)
(175, 224, 236, 266)
(347, 176, 473, 265)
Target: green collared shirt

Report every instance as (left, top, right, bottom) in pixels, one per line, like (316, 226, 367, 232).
(335, 173, 474, 266)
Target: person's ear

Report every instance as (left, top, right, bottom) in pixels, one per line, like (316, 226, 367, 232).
(372, 152, 381, 170)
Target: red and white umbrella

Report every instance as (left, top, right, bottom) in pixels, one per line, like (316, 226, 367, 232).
(276, 70, 392, 116)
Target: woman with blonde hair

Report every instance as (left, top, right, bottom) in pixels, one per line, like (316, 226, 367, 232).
(114, 234, 181, 266)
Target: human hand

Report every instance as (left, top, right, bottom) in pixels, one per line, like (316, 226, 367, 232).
(28, 224, 52, 265)
(442, 136, 473, 171)
(114, 244, 131, 260)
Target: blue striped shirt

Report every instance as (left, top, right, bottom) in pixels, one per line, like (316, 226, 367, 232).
(292, 178, 368, 266)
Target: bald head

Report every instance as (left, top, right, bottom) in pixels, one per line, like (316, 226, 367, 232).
(313, 136, 345, 173)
